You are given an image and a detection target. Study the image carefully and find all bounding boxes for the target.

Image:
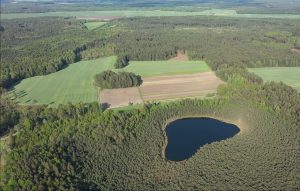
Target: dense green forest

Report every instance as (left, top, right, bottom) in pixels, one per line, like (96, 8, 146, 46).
(94, 71, 142, 89)
(1, 78, 299, 190)
(0, 17, 119, 88)
(1, 14, 300, 190)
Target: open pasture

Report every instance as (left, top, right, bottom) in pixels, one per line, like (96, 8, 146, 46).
(140, 72, 224, 101)
(9, 56, 116, 107)
(2, 9, 300, 20)
(249, 67, 300, 92)
(84, 21, 107, 30)
(122, 60, 210, 77)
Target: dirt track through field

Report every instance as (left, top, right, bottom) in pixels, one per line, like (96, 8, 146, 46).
(168, 52, 189, 61)
(140, 72, 224, 101)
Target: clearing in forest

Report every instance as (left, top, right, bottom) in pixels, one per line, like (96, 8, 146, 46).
(168, 52, 189, 61)
(291, 48, 300, 53)
(140, 72, 224, 101)
(9, 56, 116, 107)
(249, 67, 300, 92)
(122, 60, 210, 77)
(84, 21, 107, 30)
(9, 56, 211, 107)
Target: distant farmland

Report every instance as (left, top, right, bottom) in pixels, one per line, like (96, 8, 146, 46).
(2, 9, 300, 19)
(249, 67, 300, 92)
(9, 57, 210, 107)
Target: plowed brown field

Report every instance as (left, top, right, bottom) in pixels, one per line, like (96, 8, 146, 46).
(99, 72, 224, 108)
(140, 72, 224, 101)
(100, 87, 143, 108)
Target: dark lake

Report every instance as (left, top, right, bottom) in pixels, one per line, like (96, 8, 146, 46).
(165, 118, 240, 161)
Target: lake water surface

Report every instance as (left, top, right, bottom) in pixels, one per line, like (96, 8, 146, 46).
(165, 118, 240, 161)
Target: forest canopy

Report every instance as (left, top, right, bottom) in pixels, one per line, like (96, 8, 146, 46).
(94, 70, 142, 89)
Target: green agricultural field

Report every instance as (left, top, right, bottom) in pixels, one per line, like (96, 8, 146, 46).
(9, 56, 116, 107)
(2, 9, 300, 19)
(84, 22, 107, 30)
(122, 60, 210, 77)
(9, 57, 210, 107)
(249, 67, 300, 92)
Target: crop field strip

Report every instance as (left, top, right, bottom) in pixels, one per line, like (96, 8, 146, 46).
(9, 57, 210, 107)
(2, 9, 300, 19)
(9, 57, 116, 107)
(121, 60, 210, 77)
(100, 71, 223, 108)
(248, 67, 300, 92)
(140, 72, 224, 101)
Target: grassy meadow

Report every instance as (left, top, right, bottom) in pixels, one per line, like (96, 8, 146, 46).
(2, 9, 300, 19)
(9, 57, 116, 107)
(122, 60, 210, 77)
(9, 57, 210, 106)
(84, 22, 107, 30)
(249, 67, 300, 92)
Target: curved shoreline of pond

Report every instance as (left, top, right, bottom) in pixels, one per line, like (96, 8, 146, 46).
(161, 115, 249, 162)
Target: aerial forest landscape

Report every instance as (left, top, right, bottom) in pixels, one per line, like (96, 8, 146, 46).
(0, 0, 300, 190)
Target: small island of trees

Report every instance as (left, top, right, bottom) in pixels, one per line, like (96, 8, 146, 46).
(94, 70, 143, 89)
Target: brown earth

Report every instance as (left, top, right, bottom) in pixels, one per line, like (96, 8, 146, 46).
(140, 72, 224, 101)
(168, 52, 189, 61)
(100, 87, 143, 108)
(291, 48, 300, 53)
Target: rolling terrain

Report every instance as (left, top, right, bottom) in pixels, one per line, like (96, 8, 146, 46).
(9, 57, 211, 107)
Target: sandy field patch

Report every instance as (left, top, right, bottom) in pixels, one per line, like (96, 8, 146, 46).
(100, 87, 143, 108)
(291, 48, 300, 53)
(168, 52, 189, 61)
(140, 72, 224, 101)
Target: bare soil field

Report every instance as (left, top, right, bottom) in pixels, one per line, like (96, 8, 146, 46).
(100, 87, 143, 108)
(140, 72, 224, 101)
(168, 52, 189, 61)
(291, 48, 300, 53)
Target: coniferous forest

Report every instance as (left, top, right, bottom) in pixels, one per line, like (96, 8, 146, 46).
(0, 5, 300, 190)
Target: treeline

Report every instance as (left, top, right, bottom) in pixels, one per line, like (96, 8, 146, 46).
(0, 17, 118, 88)
(95, 71, 142, 89)
(2, 16, 300, 89)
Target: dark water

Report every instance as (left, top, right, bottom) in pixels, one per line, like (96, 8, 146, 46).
(165, 118, 240, 161)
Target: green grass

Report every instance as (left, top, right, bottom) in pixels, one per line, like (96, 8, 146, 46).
(84, 22, 107, 30)
(122, 60, 210, 77)
(9, 57, 210, 107)
(2, 9, 300, 19)
(249, 67, 300, 92)
(9, 56, 116, 107)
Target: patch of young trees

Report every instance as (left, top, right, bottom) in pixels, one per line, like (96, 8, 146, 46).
(114, 55, 130, 68)
(94, 71, 142, 89)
